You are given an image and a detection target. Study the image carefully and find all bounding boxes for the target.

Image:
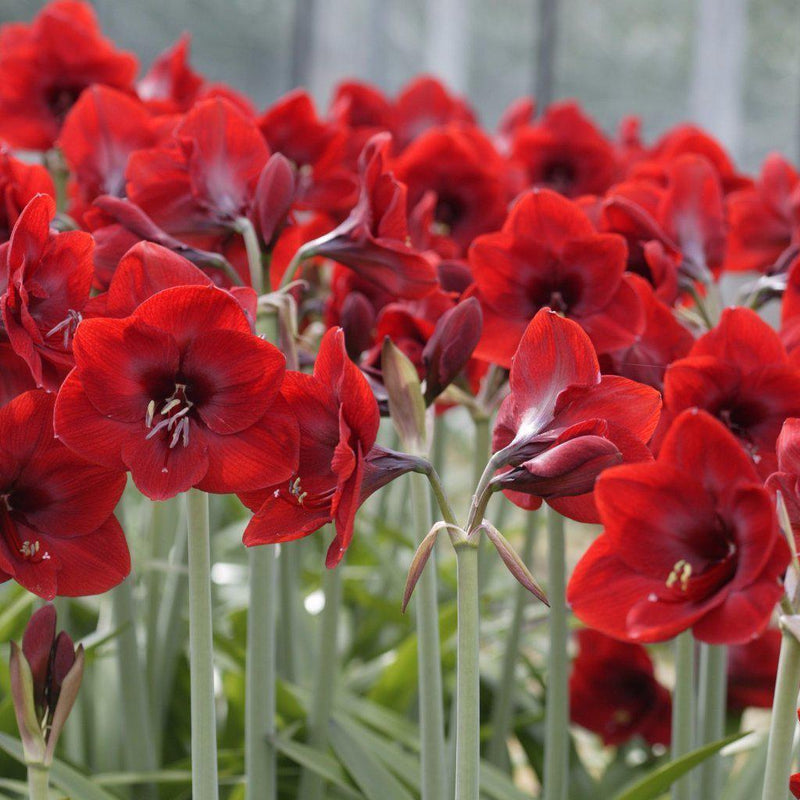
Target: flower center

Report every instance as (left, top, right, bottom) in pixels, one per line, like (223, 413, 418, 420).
(665, 559, 692, 592)
(46, 309, 82, 350)
(0, 497, 49, 563)
(145, 383, 194, 449)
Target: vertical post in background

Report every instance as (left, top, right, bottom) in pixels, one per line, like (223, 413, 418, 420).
(289, 0, 316, 90)
(689, 0, 748, 160)
(425, 0, 469, 93)
(366, 0, 389, 89)
(534, 0, 558, 112)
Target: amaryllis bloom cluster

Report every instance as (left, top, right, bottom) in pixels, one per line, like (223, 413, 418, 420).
(568, 410, 789, 644)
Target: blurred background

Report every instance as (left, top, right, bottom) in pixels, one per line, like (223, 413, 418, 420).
(2, 0, 799, 172)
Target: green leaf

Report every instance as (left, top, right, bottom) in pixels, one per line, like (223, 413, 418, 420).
(329, 720, 414, 800)
(272, 734, 362, 799)
(612, 732, 748, 800)
(0, 732, 122, 800)
(93, 769, 191, 786)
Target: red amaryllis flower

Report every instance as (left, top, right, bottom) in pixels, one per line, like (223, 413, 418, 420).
(0, 342, 37, 408)
(725, 153, 800, 274)
(570, 629, 671, 747)
(393, 75, 476, 151)
(54, 285, 298, 500)
(292, 133, 438, 299)
(136, 34, 205, 115)
(329, 80, 396, 162)
(780, 256, 800, 358)
(258, 90, 357, 216)
(793, 764, 800, 800)
(393, 124, 509, 257)
(241, 327, 414, 567)
(568, 409, 789, 644)
(58, 85, 157, 223)
(658, 307, 800, 479)
(126, 97, 269, 238)
(727, 628, 780, 711)
(766, 417, 800, 550)
(0, 390, 129, 600)
(0, 148, 55, 243)
(510, 101, 617, 198)
(489, 309, 661, 522)
(0, 0, 137, 150)
(1, 194, 94, 390)
(469, 188, 643, 367)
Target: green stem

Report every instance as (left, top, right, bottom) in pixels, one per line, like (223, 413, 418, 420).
(246, 546, 277, 800)
(761, 627, 800, 800)
(279, 244, 315, 290)
(424, 466, 459, 527)
(27, 764, 49, 800)
(455, 544, 481, 800)
(236, 216, 264, 294)
(543, 509, 568, 800)
(300, 562, 343, 800)
(487, 510, 539, 768)
(185, 489, 219, 800)
(112, 577, 158, 798)
(696, 644, 728, 800)
(672, 631, 695, 800)
(278, 545, 300, 681)
(410, 470, 448, 800)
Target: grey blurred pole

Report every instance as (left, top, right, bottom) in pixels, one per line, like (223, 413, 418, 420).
(425, 0, 469, 92)
(366, 0, 388, 87)
(689, 0, 747, 160)
(289, 0, 316, 90)
(534, 0, 558, 112)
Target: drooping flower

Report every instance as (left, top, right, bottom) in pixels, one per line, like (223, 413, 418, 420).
(569, 629, 671, 747)
(0, 0, 137, 150)
(0, 390, 129, 599)
(289, 133, 438, 299)
(54, 285, 298, 500)
(659, 306, 800, 479)
(469, 188, 643, 367)
(489, 308, 661, 522)
(568, 409, 789, 644)
(241, 327, 418, 567)
(58, 85, 157, 223)
(1, 194, 94, 390)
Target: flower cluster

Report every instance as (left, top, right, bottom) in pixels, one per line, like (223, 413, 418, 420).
(2, 2, 800, 767)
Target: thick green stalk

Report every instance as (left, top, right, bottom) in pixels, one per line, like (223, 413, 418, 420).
(487, 510, 539, 768)
(278, 545, 301, 681)
(185, 489, 219, 800)
(543, 509, 568, 800)
(300, 563, 343, 800)
(246, 546, 277, 800)
(236, 216, 264, 294)
(410, 470, 448, 800)
(112, 577, 158, 798)
(696, 644, 728, 799)
(672, 631, 695, 800)
(761, 627, 800, 800)
(455, 544, 481, 800)
(27, 765, 49, 800)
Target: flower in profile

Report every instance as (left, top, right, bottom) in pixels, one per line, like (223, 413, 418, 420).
(570, 629, 671, 747)
(10, 605, 84, 768)
(241, 327, 418, 567)
(489, 309, 661, 522)
(469, 189, 643, 367)
(1, 194, 94, 390)
(568, 409, 789, 644)
(290, 133, 438, 299)
(0, 390, 129, 599)
(55, 285, 298, 500)
(0, 0, 137, 150)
